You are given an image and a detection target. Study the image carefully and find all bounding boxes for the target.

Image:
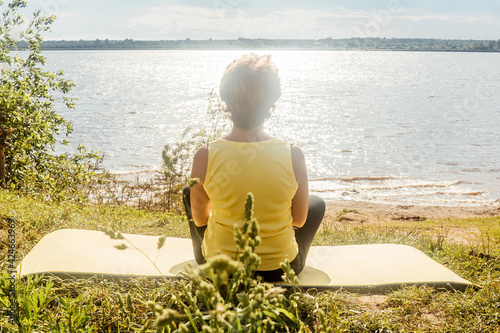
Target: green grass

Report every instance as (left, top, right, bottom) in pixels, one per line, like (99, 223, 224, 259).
(0, 190, 188, 259)
(1, 190, 499, 332)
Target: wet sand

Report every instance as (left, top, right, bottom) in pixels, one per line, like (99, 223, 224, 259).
(324, 200, 500, 225)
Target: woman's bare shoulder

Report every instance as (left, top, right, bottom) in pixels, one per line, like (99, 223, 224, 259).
(196, 144, 209, 154)
(290, 144, 305, 160)
(290, 143, 307, 181)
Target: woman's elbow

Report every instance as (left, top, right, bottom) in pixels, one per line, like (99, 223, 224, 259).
(193, 214, 208, 227)
(292, 209, 307, 228)
(292, 219, 306, 228)
(291, 197, 308, 228)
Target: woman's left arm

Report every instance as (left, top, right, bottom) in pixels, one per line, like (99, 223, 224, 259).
(290, 145, 309, 228)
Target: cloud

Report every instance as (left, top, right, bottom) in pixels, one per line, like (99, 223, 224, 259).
(123, 5, 401, 40)
(397, 14, 497, 24)
(125, 5, 224, 39)
(33, 1, 500, 40)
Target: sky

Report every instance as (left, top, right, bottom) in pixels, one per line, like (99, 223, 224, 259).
(22, 0, 500, 41)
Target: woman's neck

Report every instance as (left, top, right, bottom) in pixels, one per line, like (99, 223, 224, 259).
(223, 125, 275, 142)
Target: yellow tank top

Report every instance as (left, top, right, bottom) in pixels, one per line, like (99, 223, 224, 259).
(202, 138, 299, 270)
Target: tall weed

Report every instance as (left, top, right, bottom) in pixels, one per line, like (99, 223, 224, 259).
(105, 192, 314, 332)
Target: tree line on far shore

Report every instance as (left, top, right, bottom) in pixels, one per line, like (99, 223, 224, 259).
(34, 37, 500, 52)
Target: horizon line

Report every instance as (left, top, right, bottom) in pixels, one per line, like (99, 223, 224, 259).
(42, 37, 500, 42)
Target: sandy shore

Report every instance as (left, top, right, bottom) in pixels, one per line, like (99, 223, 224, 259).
(324, 200, 500, 224)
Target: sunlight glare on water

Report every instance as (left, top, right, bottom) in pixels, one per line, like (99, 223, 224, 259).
(44, 50, 500, 205)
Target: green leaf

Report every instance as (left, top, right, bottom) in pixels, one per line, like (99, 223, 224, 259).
(262, 310, 278, 320)
(277, 308, 296, 321)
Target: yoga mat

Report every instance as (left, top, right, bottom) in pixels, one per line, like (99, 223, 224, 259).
(17, 229, 473, 291)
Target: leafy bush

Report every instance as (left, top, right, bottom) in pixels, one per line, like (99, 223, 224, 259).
(0, 0, 101, 201)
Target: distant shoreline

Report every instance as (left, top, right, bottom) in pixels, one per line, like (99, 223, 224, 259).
(16, 37, 500, 52)
(38, 48, 500, 53)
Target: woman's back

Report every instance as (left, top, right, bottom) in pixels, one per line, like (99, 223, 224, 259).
(202, 138, 298, 270)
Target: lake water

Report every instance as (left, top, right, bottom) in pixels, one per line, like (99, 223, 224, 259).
(43, 50, 500, 206)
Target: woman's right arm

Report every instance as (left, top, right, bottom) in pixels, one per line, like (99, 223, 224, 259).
(190, 145, 211, 227)
(290, 145, 309, 228)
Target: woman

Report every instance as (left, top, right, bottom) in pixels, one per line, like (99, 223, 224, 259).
(183, 53, 325, 282)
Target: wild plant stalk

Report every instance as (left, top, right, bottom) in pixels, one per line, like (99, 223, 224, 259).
(99, 226, 167, 275)
(158, 90, 231, 213)
(102, 192, 316, 332)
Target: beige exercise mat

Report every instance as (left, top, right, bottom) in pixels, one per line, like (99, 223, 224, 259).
(17, 229, 473, 290)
